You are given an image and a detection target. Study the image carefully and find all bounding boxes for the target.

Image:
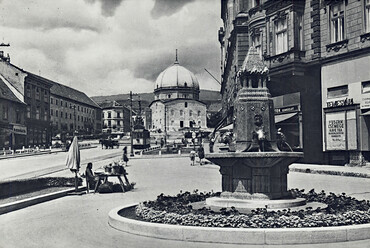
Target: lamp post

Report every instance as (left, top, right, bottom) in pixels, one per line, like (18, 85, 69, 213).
(129, 91, 134, 157)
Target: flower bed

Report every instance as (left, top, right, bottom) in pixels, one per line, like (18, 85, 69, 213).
(135, 189, 370, 228)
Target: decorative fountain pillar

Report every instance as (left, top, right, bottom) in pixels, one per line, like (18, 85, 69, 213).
(205, 47, 304, 209)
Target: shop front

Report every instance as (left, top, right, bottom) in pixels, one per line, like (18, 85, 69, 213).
(0, 123, 27, 150)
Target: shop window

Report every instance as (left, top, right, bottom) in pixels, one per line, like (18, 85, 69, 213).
(275, 18, 288, 54)
(327, 85, 348, 98)
(362, 81, 370, 94)
(330, 2, 345, 43)
(365, 0, 370, 33)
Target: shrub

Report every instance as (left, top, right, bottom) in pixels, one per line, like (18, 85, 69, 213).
(135, 189, 370, 228)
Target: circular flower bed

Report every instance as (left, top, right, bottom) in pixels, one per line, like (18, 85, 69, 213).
(135, 189, 370, 228)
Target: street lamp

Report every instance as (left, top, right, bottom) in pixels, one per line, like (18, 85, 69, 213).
(129, 91, 134, 157)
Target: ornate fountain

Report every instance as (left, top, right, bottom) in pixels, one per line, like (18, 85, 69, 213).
(205, 47, 304, 209)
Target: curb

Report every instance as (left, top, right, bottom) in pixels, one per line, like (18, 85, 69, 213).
(290, 167, 370, 179)
(108, 204, 370, 245)
(0, 186, 86, 215)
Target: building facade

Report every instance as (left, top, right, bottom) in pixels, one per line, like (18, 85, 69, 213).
(0, 77, 27, 150)
(320, 0, 370, 165)
(100, 100, 130, 135)
(49, 81, 102, 137)
(219, 0, 370, 165)
(149, 57, 207, 132)
(219, 0, 325, 163)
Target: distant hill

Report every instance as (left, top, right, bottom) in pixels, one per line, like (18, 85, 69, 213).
(91, 89, 221, 111)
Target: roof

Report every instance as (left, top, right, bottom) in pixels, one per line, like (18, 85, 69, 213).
(0, 77, 25, 104)
(238, 47, 269, 76)
(26, 72, 100, 108)
(99, 100, 125, 109)
(155, 62, 199, 90)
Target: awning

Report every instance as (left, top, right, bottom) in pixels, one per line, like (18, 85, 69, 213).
(275, 112, 298, 123)
(361, 110, 370, 116)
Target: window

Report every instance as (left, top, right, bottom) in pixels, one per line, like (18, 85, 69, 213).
(180, 110, 183, 116)
(171, 109, 174, 116)
(251, 0, 260, 8)
(117, 112, 121, 118)
(36, 107, 40, 120)
(362, 81, 370, 94)
(252, 29, 262, 57)
(16, 110, 21, 123)
(171, 120, 174, 126)
(65, 102, 68, 107)
(198, 110, 201, 117)
(60, 111, 63, 119)
(108, 112, 111, 118)
(27, 106, 31, 118)
(65, 112, 68, 119)
(366, 0, 370, 33)
(168, 94, 171, 98)
(297, 13, 304, 50)
(117, 121, 121, 126)
(51, 109, 53, 116)
(78, 116, 80, 121)
(56, 99, 59, 105)
(26, 85, 31, 97)
(50, 98, 53, 104)
(198, 121, 201, 127)
(78, 106, 80, 111)
(44, 91, 48, 102)
(44, 109, 48, 121)
(2, 105, 8, 120)
(180, 121, 184, 128)
(275, 18, 288, 54)
(330, 2, 345, 43)
(185, 102, 188, 108)
(189, 110, 193, 117)
(35, 88, 40, 100)
(70, 113, 72, 119)
(56, 110, 58, 117)
(60, 100, 63, 106)
(327, 85, 348, 98)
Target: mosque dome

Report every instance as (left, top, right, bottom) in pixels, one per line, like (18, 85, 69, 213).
(155, 61, 199, 90)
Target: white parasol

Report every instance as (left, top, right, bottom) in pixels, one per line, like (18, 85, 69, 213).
(65, 136, 80, 192)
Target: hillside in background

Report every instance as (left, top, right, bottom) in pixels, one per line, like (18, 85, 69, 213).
(91, 89, 221, 112)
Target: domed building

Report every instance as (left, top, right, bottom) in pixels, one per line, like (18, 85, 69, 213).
(149, 54, 206, 132)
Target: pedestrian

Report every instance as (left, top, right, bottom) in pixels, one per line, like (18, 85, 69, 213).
(123, 146, 129, 166)
(198, 145, 205, 165)
(190, 149, 196, 166)
(84, 162, 97, 193)
(209, 136, 215, 153)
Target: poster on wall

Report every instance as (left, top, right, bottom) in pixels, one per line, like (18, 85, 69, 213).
(326, 112, 346, 150)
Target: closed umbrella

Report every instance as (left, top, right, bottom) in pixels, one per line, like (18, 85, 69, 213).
(66, 136, 80, 192)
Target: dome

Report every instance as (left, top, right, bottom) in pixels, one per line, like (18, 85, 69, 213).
(155, 62, 199, 90)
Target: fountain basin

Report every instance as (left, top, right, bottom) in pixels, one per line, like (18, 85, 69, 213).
(109, 204, 370, 245)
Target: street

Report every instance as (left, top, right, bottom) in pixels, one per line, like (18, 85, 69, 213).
(1, 154, 370, 248)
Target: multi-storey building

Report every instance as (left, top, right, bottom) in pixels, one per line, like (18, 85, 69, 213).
(320, 0, 370, 165)
(0, 75, 27, 149)
(0, 53, 52, 148)
(100, 100, 130, 135)
(219, 0, 370, 165)
(219, 0, 323, 163)
(49, 80, 102, 137)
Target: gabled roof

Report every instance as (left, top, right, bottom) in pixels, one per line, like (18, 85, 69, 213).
(0, 77, 25, 104)
(26, 72, 100, 109)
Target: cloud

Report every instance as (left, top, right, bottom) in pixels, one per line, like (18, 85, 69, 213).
(85, 0, 125, 17)
(151, 0, 194, 19)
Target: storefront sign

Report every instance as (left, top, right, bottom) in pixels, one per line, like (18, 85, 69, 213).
(325, 112, 346, 150)
(326, 98, 354, 108)
(274, 105, 299, 114)
(361, 94, 370, 109)
(12, 124, 27, 135)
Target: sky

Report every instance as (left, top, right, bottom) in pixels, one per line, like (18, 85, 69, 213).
(0, 0, 222, 97)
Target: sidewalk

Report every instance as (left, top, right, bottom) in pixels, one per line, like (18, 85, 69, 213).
(290, 163, 370, 178)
